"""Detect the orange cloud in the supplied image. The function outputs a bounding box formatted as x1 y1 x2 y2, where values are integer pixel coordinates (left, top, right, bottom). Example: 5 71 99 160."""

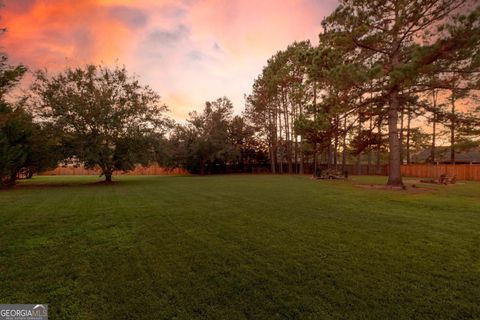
1 0 338 118
1 0 147 69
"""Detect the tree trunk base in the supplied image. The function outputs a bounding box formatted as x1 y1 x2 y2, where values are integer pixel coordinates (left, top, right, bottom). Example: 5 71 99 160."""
387 177 404 187
104 172 113 183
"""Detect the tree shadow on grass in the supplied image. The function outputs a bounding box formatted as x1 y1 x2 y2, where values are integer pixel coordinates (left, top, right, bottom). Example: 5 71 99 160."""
0 181 118 192
2 175 182 192
1 179 123 192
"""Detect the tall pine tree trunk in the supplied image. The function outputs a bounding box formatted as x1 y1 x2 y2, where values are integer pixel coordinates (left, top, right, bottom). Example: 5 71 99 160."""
387 29 403 186
356 111 362 175
450 89 457 164
406 108 411 164
342 115 347 172
387 90 403 186
328 143 333 169
299 104 304 175
431 118 436 164
431 89 437 164
334 115 339 169
269 110 277 174
367 115 373 174
278 104 283 174
399 106 404 164
450 90 456 164
292 102 298 174
282 90 292 174
270 142 276 174
313 81 318 176
294 134 298 174
376 116 382 175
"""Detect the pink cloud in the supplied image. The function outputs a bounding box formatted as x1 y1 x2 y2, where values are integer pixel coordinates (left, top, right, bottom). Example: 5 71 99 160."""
2 0 338 119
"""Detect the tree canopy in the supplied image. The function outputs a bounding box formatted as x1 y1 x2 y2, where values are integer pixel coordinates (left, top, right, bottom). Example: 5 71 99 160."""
31 65 170 182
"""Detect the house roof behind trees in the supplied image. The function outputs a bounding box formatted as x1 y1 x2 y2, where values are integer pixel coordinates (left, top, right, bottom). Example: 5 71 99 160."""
412 147 480 164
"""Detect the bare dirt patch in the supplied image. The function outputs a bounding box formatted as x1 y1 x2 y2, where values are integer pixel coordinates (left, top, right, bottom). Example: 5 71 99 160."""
90 180 118 186
355 182 435 194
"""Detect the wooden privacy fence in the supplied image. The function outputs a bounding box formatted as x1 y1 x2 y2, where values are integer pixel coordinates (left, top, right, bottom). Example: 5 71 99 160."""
40 165 186 176
400 164 480 181
39 163 480 180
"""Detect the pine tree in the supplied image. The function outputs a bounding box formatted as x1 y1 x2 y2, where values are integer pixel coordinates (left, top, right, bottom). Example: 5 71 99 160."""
322 0 480 185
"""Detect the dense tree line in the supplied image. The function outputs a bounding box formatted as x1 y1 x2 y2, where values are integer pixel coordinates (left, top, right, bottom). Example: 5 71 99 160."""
0 59 267 185
1 0 480 187
245 0 480 185
0 59 267 186
160 97 268 174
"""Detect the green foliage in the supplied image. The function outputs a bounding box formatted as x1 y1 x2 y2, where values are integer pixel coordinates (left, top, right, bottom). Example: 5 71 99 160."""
32 65 170 181
0 56 27 96
0 102 29 185
0 103 60 187
163 97 266 174
350 129 383 155
319 0 480 182
295 111 333 145
0 55 57 187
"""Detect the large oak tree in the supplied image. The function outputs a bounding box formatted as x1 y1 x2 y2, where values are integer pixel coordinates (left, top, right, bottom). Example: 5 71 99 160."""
32 65 170 182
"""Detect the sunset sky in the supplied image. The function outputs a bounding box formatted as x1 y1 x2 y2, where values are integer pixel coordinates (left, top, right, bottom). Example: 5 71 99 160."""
1 0 338 119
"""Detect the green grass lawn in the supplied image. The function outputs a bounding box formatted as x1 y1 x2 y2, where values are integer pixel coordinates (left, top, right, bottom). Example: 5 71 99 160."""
0 175 479 319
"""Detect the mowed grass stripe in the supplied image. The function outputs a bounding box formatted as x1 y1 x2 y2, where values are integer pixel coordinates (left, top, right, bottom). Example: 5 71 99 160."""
0 175 479 319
